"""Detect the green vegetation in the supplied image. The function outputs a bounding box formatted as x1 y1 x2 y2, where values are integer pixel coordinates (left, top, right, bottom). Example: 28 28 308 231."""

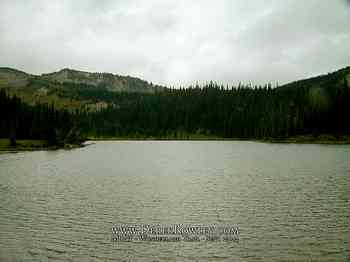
0 139 49 151
0 89 85 151
79 75 350 140
1 66 350 147
0 67 165 110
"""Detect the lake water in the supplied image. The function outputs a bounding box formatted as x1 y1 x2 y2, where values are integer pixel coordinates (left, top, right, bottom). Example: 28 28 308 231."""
0 141 350 261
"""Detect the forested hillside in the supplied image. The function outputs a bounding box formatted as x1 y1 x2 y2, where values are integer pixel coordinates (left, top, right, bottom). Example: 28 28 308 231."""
78 76 350 139
1 66 350 143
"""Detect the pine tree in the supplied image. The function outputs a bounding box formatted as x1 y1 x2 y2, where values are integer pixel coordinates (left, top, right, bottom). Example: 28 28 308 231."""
344 77 348 90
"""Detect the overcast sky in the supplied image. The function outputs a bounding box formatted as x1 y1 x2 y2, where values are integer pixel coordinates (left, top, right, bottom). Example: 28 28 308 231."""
1 0 350 86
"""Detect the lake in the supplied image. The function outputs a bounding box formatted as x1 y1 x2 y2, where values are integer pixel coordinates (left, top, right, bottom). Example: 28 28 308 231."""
0 141 349 261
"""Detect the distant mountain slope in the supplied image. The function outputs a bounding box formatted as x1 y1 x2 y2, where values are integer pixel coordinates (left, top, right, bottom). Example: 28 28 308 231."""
0 67 164 110
279 66 350 91
41 68 163 93
1 65 349 111
0 67 29 88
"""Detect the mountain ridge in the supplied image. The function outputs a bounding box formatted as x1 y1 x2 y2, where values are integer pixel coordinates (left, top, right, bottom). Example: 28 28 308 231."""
1 65 349 110
1 65 350 89
280 66 350 91
0 66 164 92
0 66 165 109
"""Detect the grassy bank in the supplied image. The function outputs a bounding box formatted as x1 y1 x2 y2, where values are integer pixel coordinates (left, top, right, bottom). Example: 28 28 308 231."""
0 139 85 151
0 139 51 151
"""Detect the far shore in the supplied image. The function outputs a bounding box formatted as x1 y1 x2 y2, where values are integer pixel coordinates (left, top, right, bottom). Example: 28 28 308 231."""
87 134 350 145
1 134 350 152
0 139 85 152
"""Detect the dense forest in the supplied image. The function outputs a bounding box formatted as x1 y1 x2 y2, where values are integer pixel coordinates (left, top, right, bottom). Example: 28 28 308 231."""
78 78 350 139
0 89 83 146
1 66 350 144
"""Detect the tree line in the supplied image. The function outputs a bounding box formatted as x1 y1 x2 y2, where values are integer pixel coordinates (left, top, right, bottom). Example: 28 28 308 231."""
1 76 350 142
0 89 83 146
77 78 350 139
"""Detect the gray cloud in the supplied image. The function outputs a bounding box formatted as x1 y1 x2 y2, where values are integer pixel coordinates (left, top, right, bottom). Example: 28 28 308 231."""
0 0 349 86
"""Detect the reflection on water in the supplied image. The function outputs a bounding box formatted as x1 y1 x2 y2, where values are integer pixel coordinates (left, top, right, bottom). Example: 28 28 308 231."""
0 141 350 261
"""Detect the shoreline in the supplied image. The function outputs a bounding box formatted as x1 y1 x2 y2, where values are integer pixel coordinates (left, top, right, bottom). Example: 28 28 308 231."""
86 135 350 145
0 139 86 152
1 135 350 152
